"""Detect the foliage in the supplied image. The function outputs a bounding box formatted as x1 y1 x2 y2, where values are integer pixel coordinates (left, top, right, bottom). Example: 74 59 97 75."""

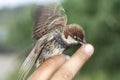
63 0 120 73
7 6 35 48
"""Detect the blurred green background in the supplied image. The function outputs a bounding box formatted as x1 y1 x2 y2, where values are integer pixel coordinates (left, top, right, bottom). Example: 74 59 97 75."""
0 0 120 80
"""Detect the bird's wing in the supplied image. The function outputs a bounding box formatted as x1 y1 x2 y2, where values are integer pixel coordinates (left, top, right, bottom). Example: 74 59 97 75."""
33 3 67 40
17 36 48 80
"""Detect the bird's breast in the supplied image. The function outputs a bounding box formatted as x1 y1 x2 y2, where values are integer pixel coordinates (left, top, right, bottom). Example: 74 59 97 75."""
37 38 66 63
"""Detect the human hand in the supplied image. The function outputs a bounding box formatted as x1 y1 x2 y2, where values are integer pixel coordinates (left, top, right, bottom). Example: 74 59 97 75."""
28 44 94 80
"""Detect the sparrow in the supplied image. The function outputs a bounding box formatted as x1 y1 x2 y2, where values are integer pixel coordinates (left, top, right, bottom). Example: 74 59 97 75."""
18 3 86 80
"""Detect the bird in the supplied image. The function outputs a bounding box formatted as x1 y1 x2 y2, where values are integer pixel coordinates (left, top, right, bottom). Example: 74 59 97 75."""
18 3 86 80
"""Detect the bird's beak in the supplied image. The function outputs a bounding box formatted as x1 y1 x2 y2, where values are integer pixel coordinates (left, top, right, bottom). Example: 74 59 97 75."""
79 38 86 45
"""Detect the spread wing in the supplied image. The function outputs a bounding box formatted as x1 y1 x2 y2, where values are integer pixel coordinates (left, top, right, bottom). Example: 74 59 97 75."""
17 36 48 80
33 3 67 40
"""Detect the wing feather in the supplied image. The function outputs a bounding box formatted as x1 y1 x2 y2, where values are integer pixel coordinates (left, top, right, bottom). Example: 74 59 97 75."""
17 36 48 80
33 3 67 40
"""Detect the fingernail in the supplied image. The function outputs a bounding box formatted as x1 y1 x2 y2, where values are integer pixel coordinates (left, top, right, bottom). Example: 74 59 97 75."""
83 44 94 55
62 54 70 60
65 55 70 60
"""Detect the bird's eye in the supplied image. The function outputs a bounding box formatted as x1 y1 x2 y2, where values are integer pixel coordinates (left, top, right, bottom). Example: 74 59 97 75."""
74 36 77 39
74 36 82 42
73 36 78 40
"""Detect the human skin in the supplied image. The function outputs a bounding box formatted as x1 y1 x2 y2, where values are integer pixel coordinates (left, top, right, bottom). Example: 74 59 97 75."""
28 44 94 80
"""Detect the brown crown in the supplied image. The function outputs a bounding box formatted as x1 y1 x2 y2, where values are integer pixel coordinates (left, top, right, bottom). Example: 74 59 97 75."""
64 24 85 40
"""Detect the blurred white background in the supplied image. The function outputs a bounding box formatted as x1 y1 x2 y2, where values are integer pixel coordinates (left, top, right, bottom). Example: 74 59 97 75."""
0 0 60 9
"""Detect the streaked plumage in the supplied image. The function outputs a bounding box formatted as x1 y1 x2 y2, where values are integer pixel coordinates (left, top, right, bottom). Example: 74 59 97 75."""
33 3 67 39
18 3 85 80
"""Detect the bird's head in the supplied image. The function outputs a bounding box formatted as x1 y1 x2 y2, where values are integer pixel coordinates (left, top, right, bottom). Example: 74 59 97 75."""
62 24 86 46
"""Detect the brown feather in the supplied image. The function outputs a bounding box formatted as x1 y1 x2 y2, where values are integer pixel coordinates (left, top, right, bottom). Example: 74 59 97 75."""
64 24 84 40
33 4 67 40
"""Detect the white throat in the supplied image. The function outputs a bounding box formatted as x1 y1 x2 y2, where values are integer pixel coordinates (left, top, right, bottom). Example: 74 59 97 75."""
61 34 78 45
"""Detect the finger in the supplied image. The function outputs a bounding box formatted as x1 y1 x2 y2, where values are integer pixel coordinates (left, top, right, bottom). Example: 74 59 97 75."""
28 54 67 80
51 44 94 80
